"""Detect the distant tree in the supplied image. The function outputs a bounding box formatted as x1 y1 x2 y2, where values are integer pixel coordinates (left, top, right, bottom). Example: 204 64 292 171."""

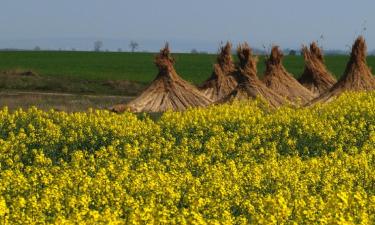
289 49 297 56
118 48 122 52
34 46 41 51
71 48 76 51
190 48 199 54
129 41 139 52
94 41 103 52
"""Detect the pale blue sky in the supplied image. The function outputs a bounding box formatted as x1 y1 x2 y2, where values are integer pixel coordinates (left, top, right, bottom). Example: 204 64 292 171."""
1 0 374 52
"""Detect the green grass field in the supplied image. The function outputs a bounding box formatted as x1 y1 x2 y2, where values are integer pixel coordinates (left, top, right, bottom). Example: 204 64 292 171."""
1 51 375 84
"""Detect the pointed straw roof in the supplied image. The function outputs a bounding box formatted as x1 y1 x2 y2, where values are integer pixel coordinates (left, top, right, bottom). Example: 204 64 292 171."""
199 42 238 101
262 46 314 104
111 43 212 113
310 42 324 62
219 43 286 107
311 36 375 104
298 42 337 95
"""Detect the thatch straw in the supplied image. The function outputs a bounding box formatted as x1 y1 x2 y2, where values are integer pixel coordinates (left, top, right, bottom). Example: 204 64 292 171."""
298 42 336 95
199 42 238 101
219 43 286 107
310 36 375 104
111 43 212 113
263 46 314 104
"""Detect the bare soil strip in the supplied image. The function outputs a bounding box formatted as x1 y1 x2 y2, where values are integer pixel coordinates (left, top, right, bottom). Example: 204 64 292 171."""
0 90 134 112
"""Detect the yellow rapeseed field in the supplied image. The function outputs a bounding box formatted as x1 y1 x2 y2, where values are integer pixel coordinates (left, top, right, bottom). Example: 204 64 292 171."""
0 92 374 224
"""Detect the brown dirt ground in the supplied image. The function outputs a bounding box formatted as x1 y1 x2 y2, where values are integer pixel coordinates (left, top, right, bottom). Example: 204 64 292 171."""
0 91 133 112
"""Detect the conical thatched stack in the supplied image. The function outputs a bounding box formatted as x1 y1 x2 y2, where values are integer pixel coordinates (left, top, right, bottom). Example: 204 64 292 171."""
311 36 375 103
298 42 337 95
262 46 314 104
219 43 286 107
199 42 238 101
111 44 212 113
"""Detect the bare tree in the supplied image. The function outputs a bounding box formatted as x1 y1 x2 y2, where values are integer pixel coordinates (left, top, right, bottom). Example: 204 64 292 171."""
129 41 139 52
190 48 198 54
34 46 41 51
94 41 103 52
288 49 297 56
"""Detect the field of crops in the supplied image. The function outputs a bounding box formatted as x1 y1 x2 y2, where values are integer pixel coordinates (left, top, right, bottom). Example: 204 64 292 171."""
1 51 375 84
0 92 374 224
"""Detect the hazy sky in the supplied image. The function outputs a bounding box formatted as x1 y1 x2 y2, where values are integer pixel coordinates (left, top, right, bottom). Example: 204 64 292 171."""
1 0 375 52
